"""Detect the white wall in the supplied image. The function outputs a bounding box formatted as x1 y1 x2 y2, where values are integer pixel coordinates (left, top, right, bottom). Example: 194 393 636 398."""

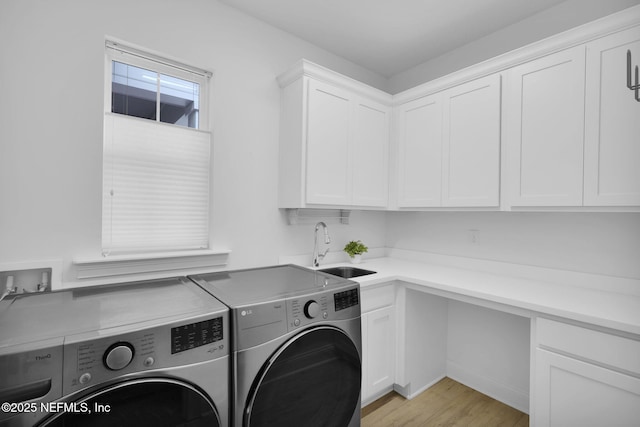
388 0 640 93
0 0 387 286
1 0 638 288
386 212 640 279
447 301 530 412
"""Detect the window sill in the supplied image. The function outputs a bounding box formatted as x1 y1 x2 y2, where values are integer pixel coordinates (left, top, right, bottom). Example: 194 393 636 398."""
73 249 231 280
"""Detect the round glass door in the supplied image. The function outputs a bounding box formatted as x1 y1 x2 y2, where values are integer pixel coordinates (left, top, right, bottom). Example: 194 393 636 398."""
245 326 361 427
40 378 220 427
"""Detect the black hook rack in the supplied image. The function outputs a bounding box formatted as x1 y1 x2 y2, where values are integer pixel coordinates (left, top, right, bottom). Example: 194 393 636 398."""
627 50 640 102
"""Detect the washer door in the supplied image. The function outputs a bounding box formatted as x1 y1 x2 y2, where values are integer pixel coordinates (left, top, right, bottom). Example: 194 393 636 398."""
245 326 361 427
40 378 220 427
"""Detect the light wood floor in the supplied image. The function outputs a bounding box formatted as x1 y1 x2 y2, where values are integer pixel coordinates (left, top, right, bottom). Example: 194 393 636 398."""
361 377 529 427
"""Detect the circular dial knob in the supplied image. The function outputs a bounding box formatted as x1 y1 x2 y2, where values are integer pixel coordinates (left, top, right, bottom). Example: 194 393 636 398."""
104 342 134 371
304 300 320 319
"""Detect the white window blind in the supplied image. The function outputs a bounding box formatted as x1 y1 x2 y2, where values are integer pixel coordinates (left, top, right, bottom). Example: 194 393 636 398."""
102 113 211 254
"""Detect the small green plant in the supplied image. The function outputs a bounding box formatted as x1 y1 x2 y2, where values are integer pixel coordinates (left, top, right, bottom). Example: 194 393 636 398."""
343 240 368 258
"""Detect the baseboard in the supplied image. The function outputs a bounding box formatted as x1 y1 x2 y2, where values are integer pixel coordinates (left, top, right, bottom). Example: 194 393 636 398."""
446 361 529 414
393 374 447 400
362 385 395 407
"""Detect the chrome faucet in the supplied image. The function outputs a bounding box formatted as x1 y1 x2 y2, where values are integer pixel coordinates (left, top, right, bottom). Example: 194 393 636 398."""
312 222 331 267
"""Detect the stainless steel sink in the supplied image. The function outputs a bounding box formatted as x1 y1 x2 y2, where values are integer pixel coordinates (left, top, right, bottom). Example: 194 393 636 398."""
318 266 376 279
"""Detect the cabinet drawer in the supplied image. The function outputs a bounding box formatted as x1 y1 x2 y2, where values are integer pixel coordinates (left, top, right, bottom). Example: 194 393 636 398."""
361 285 395 313
537 317 640 374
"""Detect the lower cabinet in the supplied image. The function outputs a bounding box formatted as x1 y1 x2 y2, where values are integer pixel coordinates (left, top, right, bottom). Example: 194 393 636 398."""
361 284 396 405
533 317 640 426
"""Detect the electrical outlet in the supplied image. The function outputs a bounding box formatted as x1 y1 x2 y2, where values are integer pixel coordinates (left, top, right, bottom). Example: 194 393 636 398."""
468 229 480 244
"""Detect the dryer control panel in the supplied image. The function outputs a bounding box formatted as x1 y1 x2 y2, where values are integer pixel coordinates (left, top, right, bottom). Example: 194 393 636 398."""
287 285 360 331
334 288 360 312
232 283 360 350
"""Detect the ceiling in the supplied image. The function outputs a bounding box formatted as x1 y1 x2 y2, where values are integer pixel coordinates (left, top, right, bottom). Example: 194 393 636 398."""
219 0 569 77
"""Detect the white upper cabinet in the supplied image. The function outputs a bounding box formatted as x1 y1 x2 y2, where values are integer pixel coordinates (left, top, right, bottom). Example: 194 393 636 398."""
278 60 391 209
306 79 353 205
504 46 586 207
279 7 640 212
396 93 443 207
584 26 640 206
442 74 501 207
395 73 501 208
352 98 391 207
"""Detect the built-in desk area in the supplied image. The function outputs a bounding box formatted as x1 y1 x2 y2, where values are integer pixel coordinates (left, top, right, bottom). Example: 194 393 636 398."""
313 251 640 426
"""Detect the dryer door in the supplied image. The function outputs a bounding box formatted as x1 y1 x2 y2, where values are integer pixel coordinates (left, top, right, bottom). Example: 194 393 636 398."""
245 326 361 427
39 378 221 427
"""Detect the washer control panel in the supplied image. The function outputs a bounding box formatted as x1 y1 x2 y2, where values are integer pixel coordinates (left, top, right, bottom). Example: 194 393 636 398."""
171 317 224 354
304 300 321 319
73 332 155 376
62 312 228 396
104 342 135 370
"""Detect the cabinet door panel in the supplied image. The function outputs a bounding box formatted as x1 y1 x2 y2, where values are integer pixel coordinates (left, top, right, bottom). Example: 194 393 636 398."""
306 80 352 205
584 27 640 206
535 349 640 427
365 306 395 399
353 99 390 207
506 47 586 206
443 74 501 207
397 94 443 207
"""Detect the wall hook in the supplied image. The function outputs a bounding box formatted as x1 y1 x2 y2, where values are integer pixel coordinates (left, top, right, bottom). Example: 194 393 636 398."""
627 50 640 102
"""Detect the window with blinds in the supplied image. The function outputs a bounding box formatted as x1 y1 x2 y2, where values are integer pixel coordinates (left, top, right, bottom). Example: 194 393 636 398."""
102 41 212 255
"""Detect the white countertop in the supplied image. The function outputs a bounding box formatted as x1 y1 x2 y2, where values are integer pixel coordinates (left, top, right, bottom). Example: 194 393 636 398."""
313 255 640 336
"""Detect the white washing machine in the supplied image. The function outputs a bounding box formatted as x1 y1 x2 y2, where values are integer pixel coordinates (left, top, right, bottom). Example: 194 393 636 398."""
0 277 229 427
189 265 362 427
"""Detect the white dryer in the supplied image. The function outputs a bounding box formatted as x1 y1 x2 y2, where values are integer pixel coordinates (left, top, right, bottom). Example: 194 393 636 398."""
0 277 229 427
189 265 362 427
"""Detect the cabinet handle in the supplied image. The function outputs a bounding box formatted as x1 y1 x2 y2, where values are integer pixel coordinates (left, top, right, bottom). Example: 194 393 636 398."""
626 50 640 102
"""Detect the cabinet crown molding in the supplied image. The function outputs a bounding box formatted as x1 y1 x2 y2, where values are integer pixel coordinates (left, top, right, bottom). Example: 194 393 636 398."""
393 4 640 105
278 5 639 107
277 59 393 106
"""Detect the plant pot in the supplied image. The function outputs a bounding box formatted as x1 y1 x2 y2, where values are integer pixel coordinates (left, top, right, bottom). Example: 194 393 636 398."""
350 254 362 264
